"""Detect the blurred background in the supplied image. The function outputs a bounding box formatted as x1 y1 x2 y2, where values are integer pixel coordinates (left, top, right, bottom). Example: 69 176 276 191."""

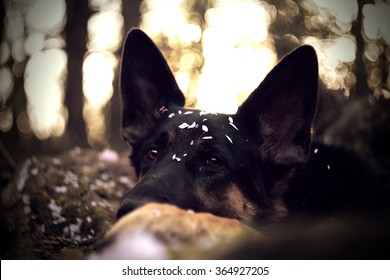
0 0 389 163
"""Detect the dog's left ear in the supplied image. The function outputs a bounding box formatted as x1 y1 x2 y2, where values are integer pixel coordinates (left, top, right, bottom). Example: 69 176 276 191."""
120 29 185 146
237 45 318 166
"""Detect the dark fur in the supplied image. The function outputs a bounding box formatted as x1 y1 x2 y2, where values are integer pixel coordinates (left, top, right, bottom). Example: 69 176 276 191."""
117 29 389 229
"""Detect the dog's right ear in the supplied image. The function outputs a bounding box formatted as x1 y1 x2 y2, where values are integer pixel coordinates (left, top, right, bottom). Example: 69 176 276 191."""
120 29 185 146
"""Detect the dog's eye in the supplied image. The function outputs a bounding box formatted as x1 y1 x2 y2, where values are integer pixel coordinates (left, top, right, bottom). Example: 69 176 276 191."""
145 148 158 161
206 157 222 168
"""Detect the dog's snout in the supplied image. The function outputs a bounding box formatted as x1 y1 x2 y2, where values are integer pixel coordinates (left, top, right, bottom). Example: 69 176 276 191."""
116 171 186 219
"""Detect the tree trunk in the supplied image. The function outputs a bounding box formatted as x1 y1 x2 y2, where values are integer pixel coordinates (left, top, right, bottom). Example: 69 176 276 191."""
64 0 91 148
350 0 374 100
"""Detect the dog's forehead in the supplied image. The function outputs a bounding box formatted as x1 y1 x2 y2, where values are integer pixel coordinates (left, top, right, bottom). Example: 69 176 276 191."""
155 107 243 148
163 108 238 131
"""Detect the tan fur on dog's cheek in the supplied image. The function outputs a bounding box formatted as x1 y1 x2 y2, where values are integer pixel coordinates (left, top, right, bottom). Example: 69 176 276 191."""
194 185 258 224
194 187 219 213
226 185 257 224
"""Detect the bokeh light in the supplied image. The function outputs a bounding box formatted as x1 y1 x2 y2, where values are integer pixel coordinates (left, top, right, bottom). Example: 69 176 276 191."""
140 0 203 107
24 49 67 139
362 2 390 98
197 0 276 113
82 0 123 148
141 0 202 43
363 3 390 44
303 35 357 92
306 0 358 34
0 67 14 103
0 107 13 132
26 0 66 35
9 0 68 139
87 10 124 51
301 0 358 95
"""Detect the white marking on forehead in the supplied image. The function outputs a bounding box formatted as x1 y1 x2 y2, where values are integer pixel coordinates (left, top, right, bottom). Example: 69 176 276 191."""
229 123 239 130
225 134 233 144
179 122 197 130
228 116 239 130
168 113 175 118
202 125 208 132
199 111 218 116
327 165 330 170
188 122 196 129
172 154 181 162
202 136 213 140
178 122 190 129
314 148 318 154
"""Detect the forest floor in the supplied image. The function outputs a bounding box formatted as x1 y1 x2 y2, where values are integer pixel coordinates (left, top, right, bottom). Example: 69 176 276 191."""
1 147 136 259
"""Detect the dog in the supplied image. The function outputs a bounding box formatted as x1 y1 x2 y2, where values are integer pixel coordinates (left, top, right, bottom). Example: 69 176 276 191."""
116 29 389 228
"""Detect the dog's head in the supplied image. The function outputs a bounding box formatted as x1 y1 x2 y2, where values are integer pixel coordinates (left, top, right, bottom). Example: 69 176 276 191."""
117 29 318 224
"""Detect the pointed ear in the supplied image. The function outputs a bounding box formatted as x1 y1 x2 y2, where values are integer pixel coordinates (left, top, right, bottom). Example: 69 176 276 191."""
237 45 318 166
120 29 185 146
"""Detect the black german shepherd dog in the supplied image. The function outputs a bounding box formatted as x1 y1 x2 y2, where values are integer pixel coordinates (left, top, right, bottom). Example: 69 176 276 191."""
117 29 389 236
